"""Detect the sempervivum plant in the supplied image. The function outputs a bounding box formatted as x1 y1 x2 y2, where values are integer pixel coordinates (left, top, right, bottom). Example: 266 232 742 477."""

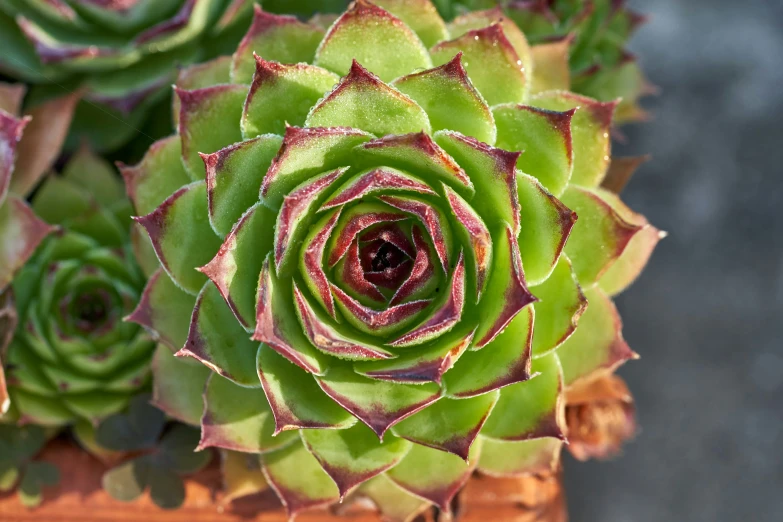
1 142 155 432
432 0 653 124
124 1 660 518
0 0 297 152
0 82 78 414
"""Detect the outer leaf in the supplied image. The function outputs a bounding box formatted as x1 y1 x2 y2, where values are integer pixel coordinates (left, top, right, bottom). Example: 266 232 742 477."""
372 0 449 48
493 104 574 197
199 203 276 330
431 23 526 106
597 189 662 295
12 91 79 198
242 57 339 138
392 392 498 460
120 135 192 216
203 135 283 237
231 6 325 84
151 344 209 426
529 39 571 94
387 440 481 512
530 256 587 356
358 474 432 522
476 437 562 477
256 344 356 432
393 53 495 145
306 61 431 137
301 422 411 498
0 109 27 205
261 439 340 518
314 0 432 82
221 450 269 503
134 181 218 292
0 197 55 289
199 373 297 453
172 56 232 126
176 85 246 180
561 186 641 286
556 287 638 386
481 352 565 441
531 91 616 188
443 307 533 398
316 364 442 438
177 283 261 387
126 269 197 350
517 172 577 285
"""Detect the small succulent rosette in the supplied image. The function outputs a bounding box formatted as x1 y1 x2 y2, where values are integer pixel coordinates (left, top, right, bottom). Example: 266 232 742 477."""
0 82 79 414
0 0 260 151
432 0 654 123
0 139 154 434
124 1 660 519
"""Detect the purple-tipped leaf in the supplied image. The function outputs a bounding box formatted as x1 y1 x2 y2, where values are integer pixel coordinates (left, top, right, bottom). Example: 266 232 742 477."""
126 268 197 350
314 0 431 82
305 61 431 137
231 6 324 84
393 53 495 145
177 283 261 387
444 307 533 398
316 364 441 439
301 422 411 499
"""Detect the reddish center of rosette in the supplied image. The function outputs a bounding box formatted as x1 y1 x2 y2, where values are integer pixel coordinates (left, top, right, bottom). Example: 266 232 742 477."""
358 224 414 292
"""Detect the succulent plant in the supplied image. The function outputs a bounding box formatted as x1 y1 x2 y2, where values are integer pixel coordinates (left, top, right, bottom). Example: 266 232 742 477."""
431 0 653 124
124 1 659 519
0 0 334 153
0 82 78 416
1 140 155 431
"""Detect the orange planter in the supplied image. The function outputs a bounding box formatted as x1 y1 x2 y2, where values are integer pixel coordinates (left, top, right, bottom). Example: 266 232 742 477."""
0 440 566 522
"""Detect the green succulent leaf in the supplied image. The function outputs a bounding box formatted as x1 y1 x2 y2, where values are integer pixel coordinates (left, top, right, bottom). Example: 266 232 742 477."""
393 53 495 145
178 282 261 388
231 7 325 84
476 436 562 477
302 422 411 498
314 0 432 83
493 104 574 197
261 438 340 517
556 286 637 386
530 255 587 356
200 373 297 454
243 58 339 138
306 61 431 138
387 438 481 511
151 344 210 426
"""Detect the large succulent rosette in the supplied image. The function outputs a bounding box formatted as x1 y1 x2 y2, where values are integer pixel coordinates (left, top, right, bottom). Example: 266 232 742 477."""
0 0 323 152
1 142 154 428
432 0 653 124
124 1 660 518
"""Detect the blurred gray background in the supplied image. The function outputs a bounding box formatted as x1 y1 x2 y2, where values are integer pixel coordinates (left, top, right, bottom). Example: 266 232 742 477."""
564 1 783 521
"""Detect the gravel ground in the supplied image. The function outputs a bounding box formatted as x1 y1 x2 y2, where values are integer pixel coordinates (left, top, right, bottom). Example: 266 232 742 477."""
565 1 783 521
